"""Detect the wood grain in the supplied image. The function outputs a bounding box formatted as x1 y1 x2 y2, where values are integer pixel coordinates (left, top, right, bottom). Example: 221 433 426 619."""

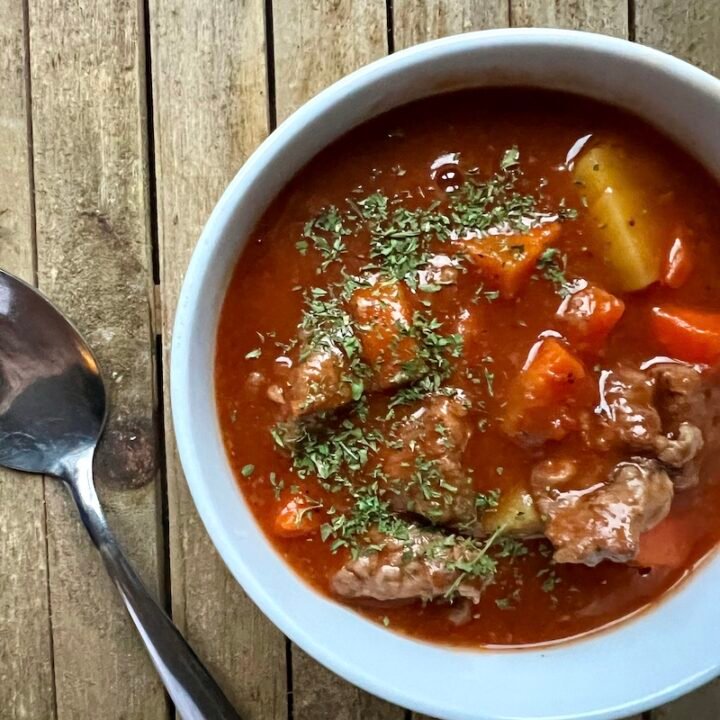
292 647 405 720
634 0 720 76
272 1 403 716
0 3 55 718
27 0 166 717
653 679 720 720
274 0 388 122
511 0 628 36
149 1 287 717
632 6 720 714
393 0 508 50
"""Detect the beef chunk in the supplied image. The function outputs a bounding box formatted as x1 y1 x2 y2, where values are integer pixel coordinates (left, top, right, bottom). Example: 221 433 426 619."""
531 457 673 566
650 362 720 488
381 395 476 526
286 348 354 417
331 528 482 602
650 362 707 425
589 366 660 451
586 362 710 488
654 421 703 465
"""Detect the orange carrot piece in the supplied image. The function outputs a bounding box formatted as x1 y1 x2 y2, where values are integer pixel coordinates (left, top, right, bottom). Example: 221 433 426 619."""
461 222 561 299
661 229 694 289
651 305 720 365
348 279 420 388
502 338 587 442
634 516 694 568
274 496 322 538
556 284 625 353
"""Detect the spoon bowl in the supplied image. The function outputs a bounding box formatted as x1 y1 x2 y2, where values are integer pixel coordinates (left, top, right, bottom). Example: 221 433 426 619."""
0 270 241 720
0 271 105 476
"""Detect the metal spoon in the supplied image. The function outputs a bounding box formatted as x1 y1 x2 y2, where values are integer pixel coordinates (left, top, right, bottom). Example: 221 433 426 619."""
0 269 241 720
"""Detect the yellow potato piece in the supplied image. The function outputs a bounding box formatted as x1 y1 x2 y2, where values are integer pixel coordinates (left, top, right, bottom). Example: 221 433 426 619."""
574 144 665 291
480 486 543 537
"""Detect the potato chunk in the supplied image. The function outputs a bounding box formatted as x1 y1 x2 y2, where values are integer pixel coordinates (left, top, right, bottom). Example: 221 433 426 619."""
478 486 543 537
574 144 666 291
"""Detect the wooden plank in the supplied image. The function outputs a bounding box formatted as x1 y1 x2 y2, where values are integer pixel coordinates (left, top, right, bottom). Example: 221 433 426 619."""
274 0 388 121
0 3 55 719
653 679 720 720
393 0 508 50
149 1 287 717
272 1 403 716
634 0 720 76
292 647 405 720
511 0 628 36
632 8 720 718
27 0 166 717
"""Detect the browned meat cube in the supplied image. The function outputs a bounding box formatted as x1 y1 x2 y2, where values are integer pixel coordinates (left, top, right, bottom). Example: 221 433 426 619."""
585 362 710 488
347 278 424 390
587 365 661 452
286 348 354 417
331 528 483 603
531 457 673 566
381 395 475 526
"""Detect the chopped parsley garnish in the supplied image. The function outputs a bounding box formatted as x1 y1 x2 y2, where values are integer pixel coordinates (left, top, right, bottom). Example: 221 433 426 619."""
537 247 572 296
241 464 255 477
269 472 284 500
262 146 571 605
475 489 501 511
539 568 562 593
301 206 353 270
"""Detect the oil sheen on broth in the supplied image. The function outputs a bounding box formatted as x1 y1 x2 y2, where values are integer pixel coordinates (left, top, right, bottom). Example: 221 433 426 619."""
215 89 720 647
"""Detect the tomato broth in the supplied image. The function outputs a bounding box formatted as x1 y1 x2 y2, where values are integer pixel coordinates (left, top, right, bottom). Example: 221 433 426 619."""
216 89 720 646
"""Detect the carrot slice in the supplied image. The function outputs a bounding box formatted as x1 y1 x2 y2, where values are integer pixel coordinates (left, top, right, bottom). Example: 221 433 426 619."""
661 229 694 289
274 496 323 538
634 516 694 568
651 306 720 365
556 284 625 354
502 338 588 443
461 222 561 299
348 279 421 388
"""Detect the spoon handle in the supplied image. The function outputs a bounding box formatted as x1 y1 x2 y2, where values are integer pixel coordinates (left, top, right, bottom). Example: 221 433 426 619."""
63 451 242 720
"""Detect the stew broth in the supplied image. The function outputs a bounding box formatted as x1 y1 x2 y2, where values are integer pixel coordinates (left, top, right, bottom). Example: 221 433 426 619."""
216 89 720 646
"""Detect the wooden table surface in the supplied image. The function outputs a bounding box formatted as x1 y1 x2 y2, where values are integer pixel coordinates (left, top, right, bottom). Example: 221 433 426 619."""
1 1 719 718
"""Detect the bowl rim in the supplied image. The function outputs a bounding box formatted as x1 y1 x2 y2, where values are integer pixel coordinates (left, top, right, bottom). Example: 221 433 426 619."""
171 27 720 720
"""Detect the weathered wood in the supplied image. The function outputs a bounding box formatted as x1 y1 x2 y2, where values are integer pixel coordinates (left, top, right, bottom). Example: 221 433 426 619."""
292 647 405 720
511 0 628 36
272 1 403 716
654 679 720 720
632 8 720 718
274 0 388 122
393 0 508 50
28 0 166 717
149 1 287 717
634 0 720 76
0 3 55 719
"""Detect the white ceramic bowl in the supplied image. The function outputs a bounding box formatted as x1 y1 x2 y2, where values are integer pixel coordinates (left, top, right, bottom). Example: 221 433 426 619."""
172 29 720 720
